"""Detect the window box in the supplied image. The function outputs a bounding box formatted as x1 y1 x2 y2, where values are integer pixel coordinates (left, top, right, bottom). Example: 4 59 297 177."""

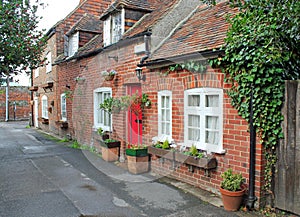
29 86 38 91
148 146 217 170
100 140 120 149
55 120 68 129
38 117 49 125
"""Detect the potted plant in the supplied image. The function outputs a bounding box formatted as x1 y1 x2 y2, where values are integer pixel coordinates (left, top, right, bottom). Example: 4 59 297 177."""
126 144 149 174
101 69 117 81
99 97 121 162
219 168 246 211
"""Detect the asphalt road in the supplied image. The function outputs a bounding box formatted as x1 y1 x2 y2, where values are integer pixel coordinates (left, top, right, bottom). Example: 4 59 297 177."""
0 121 237 217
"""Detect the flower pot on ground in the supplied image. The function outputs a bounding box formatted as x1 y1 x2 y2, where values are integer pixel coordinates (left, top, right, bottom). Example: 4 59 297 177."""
220 168 246 211
100 139 120 162
126 145 149 174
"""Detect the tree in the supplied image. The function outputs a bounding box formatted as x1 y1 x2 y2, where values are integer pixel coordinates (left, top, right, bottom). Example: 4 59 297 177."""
0 0 47 78
213 0 299 196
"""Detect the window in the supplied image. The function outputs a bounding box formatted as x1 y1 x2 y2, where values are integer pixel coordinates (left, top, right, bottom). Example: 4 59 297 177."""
158 91 172 140
68 32 79 57
46 52 52 73
94 87 112 131
103 9 125 47
41 95 48 119
34 67 39 78
61 93 67 121
184 88 224 153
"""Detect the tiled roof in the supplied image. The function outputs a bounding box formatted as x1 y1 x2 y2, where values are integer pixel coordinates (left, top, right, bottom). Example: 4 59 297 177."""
123 0 179 38
101 0 155 19
150 1 238 61
66 14 101 35
75 34 103 57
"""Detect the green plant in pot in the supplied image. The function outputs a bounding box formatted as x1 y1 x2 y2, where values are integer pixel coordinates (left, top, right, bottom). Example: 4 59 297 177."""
220 168 246 211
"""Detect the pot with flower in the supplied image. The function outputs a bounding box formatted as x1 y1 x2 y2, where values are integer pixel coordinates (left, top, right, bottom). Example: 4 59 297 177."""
219 168 246 211
99 97 122 162
102 69 117 81
126 144 149 174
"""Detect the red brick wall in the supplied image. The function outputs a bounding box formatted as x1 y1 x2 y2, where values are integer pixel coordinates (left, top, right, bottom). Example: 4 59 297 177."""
142 66 265 205
0 86 30 121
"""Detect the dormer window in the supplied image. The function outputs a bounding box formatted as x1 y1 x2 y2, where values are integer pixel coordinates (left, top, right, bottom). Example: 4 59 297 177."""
103 9 125 47
68 32 79 57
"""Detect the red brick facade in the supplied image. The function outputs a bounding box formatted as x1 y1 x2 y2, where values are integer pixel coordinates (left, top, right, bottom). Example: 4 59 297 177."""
32 0 267 208
0 86 30 121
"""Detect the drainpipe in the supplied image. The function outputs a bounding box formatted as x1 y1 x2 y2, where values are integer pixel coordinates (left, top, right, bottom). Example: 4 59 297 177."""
5 77 9 122
137 33 151 67
246 86 257 209
30 69 34 126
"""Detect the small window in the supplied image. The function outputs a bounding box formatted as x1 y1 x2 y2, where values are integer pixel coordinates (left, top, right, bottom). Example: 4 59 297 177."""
34 67 39 78
61 93 67 121
42 95 48 119
68 32 79 57
94 87 112 131
46 52 52 73
103 9 125 47
158 91 172 140
184 88 224 153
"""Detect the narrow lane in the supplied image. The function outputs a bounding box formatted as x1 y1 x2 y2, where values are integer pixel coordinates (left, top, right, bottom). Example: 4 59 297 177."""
0 122 237 217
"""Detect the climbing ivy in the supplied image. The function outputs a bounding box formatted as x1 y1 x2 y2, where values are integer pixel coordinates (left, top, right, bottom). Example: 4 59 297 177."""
210 0 300 194
168 60 208 74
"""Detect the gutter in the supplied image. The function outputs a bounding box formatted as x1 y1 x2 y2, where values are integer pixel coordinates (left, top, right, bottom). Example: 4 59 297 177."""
137 32 151 67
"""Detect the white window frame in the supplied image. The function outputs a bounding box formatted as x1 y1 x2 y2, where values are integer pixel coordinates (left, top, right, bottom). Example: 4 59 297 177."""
34 67 39 78
93 87 112 131
68 32 79 57
103 8 125 47
184 88 224 154
41 95 48 119
158 90 172 141
46 52 52 73
61 93 67 121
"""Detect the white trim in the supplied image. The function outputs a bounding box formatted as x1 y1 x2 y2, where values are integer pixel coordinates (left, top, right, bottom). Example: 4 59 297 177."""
41 95 48 119
184 88 224 154
60 93 67 121
93 87 112 131
158 90 172 141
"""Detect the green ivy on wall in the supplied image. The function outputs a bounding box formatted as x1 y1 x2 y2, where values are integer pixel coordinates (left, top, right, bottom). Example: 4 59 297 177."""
210 0 300 195
167 60 208 75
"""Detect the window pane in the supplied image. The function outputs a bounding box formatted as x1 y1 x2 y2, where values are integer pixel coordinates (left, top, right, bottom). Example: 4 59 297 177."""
166 110 170 121
206 95 219 107
165 96 170 108
188 95 200 107
188 115 200 127
206 131 219 145
162 109 165 121
206 116 219 129
166 123 170 135
188 115 200 141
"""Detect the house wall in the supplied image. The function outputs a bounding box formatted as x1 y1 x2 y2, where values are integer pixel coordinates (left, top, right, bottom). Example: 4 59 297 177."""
0 86 30 121
142 66 265 205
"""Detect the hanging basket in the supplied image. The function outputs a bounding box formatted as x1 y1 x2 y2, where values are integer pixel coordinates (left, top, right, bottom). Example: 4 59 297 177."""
104 75 115 81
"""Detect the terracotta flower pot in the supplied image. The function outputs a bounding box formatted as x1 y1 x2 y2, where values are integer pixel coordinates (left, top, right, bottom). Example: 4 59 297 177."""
220 186 246 211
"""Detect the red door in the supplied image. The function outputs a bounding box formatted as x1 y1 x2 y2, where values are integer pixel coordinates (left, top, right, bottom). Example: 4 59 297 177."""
127 85 142 145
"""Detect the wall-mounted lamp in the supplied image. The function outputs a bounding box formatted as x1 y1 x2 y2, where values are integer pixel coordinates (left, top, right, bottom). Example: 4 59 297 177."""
135 67 143 81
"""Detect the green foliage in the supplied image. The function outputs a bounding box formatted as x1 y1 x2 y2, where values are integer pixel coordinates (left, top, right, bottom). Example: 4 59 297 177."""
213 0 300 193
104 139 118 143
70 140 81 149
97 127 104 136
168 60 208 74
221 169 244 192
0 0 47 78
190 145 198 157
162 140 170 149
59 137 69 143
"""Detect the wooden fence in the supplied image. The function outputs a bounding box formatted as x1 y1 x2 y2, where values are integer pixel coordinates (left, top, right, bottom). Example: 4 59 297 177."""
274 80 300 215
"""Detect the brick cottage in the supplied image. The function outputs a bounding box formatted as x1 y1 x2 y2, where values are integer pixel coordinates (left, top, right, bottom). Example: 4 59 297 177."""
31 0 266 207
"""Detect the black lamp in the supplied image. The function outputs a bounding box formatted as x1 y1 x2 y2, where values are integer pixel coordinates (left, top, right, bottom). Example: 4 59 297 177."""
135 67 143 81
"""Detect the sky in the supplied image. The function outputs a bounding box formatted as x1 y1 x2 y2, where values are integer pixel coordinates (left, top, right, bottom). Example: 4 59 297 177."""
15 0 79 86
37 0 80 31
